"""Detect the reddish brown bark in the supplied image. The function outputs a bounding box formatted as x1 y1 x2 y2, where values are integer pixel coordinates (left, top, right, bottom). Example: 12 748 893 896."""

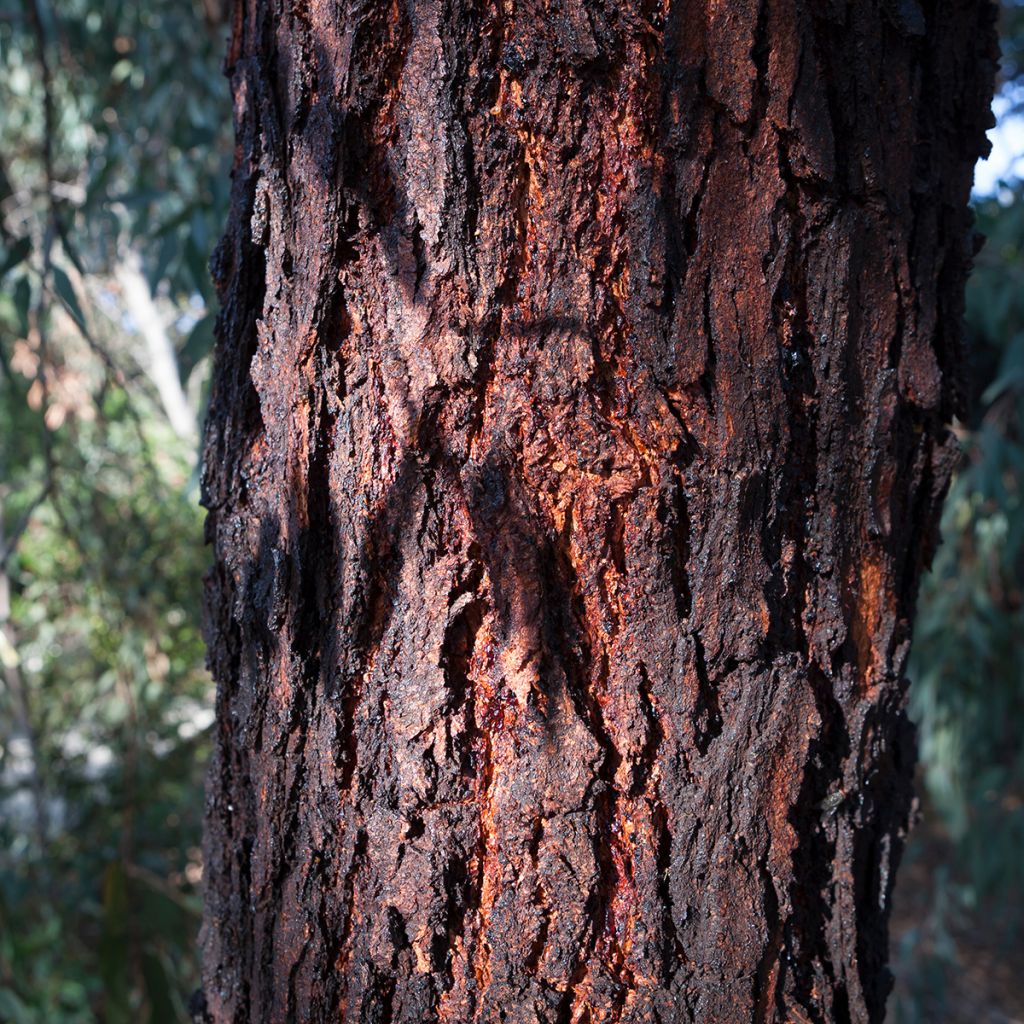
199 1 996 1021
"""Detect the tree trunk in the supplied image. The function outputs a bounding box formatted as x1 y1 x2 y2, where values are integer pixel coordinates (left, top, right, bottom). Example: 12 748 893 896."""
199 2 996 1021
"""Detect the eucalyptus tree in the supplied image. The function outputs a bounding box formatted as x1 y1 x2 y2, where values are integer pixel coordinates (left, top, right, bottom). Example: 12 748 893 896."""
200 2 996 1021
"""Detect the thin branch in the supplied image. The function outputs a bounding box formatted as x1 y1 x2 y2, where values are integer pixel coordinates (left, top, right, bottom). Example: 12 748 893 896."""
0 483 51 572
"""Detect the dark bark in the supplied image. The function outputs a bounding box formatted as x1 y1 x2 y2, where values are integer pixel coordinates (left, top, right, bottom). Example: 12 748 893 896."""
199 2 996 1021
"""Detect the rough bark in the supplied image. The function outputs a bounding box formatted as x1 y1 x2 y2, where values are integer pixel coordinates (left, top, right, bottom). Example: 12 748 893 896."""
199 2 996 1021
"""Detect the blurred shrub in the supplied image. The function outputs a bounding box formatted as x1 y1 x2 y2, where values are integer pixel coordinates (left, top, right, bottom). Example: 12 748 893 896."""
894 6 1024 1017
0 409 211 1022
913 189 1024 875
0 0 230 317
890 187 1024 1021
0 0 229 1018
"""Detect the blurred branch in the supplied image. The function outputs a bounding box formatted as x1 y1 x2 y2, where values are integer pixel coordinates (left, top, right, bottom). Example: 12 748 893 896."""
0 484 49 573
123 860 202 916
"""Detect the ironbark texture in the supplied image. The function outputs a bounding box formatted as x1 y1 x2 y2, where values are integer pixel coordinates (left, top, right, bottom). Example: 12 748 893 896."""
199 1 996 1021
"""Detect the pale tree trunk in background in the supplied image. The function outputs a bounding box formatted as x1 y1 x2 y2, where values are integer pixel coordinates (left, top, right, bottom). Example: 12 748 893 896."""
115 251 198 442
199 1 996 1021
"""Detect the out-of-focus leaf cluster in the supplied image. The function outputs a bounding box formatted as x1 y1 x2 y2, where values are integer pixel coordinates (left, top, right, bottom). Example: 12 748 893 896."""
0 415 211 1022
891 186 1024 1020
913 189 1024 862
0 0 230 315
0 0 229 1018
998 0 1024 104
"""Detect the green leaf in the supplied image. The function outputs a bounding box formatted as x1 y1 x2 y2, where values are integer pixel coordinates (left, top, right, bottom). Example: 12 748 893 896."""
149 232 179 293
52 267 87 330
0 988 33 1024
184 239 212 302
13 277 31 336
100 861 132 1024
178 312 215 383
0 237 32 278
85 156 116 211
141 950 177 1024
60 230 87 277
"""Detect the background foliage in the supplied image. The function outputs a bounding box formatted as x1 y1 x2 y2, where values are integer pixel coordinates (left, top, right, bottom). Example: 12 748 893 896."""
890 152 1024 1024
0 0 228 1018
0 0 1021 1021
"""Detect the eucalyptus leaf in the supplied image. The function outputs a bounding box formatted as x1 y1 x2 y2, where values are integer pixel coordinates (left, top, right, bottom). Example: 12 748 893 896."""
51 266 86 330
0 236 32 278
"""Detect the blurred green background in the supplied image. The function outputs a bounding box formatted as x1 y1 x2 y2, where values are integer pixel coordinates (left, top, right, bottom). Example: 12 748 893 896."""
0 0 1021 1020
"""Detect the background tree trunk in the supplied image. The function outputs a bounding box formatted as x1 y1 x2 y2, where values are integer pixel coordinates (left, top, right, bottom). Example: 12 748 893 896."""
199 1 995 1021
